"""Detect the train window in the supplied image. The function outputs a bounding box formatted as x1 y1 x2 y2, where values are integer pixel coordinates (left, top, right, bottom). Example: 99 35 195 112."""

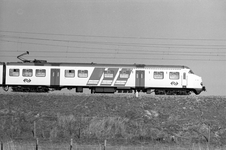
65 70 75 78
169 72 180 80
78 70 88 78
9 69 20 77
22 69 33 77
119 70 129 78
104 70 114 78
153 71 164 79
36 69 46 77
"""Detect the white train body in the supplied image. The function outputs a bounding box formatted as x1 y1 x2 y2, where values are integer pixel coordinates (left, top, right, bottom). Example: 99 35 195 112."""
0 62 3 86
1 62 206 95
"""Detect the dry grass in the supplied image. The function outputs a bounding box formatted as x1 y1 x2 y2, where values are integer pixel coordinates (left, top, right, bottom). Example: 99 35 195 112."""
86 116 129 139
0 94 226 147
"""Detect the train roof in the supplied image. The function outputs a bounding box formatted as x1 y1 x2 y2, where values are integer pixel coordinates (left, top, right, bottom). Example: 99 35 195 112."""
6 62 190 69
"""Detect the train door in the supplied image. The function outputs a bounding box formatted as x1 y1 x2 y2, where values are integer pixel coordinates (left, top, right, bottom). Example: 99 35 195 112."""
50 69 60 87
135 70 145 89
182 72 187 88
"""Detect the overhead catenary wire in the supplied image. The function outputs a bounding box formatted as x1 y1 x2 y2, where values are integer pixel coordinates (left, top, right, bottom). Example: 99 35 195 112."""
0 47 225 62
1 39 226 52
1 34 226 48
1 30 226 42
0 49 225 57
0 30 225 62
1 54 225 62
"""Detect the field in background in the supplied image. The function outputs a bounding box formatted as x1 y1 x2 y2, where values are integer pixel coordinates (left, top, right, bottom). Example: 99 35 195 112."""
0 93 226 149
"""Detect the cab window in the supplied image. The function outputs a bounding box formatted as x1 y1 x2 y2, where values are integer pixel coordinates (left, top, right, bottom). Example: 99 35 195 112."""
9 69 20 77
169 72 179 80
23 69 33 77
189 70 194 74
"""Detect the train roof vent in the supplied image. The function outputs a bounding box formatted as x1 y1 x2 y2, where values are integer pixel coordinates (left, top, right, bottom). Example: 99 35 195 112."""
135 63 145 68
32 59 47 63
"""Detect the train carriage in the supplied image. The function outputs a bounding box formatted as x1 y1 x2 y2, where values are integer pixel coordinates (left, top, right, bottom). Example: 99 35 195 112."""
3 60 205 95
0 52 206 94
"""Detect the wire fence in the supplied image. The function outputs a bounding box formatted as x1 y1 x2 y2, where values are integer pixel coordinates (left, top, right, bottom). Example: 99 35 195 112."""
1 139 225 150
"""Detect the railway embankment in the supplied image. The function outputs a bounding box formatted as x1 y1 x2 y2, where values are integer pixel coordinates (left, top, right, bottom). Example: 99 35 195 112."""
0 93 226 146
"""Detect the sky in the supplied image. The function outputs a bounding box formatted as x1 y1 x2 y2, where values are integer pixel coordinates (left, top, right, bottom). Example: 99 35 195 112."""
0 0 226 96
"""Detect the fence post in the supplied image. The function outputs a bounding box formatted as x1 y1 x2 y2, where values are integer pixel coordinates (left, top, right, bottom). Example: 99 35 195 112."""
70 138 73 150
1 142 3 150
33 121 37 138
104 140 107 150
35 138 38 150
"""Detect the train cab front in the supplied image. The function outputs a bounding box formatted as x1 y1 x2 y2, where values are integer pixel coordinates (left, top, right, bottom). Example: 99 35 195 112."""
193 79 206 95
188 69 206 95
201 82 206 92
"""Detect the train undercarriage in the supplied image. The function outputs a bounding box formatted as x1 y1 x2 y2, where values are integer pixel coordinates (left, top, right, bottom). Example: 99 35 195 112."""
6 85 195 95
154 89 191 95
10 86 49 92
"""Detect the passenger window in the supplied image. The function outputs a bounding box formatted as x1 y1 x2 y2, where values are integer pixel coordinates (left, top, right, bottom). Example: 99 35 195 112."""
78 70 88 78
22 69 33 77
9 69 20 77
65 70 75 78
153 71 164 79
104 70 114 78
169 72 180 80
119 70 130 78
36 69 46 77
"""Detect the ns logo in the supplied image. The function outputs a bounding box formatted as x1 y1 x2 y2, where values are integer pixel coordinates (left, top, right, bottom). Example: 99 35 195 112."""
171 81 178 86
23 79 31 83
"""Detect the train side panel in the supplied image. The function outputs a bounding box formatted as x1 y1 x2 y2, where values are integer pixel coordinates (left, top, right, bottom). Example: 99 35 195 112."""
144 69 184 89
60 67 136 88
60 67 94 86
5 65 51 86
123 68 135 88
